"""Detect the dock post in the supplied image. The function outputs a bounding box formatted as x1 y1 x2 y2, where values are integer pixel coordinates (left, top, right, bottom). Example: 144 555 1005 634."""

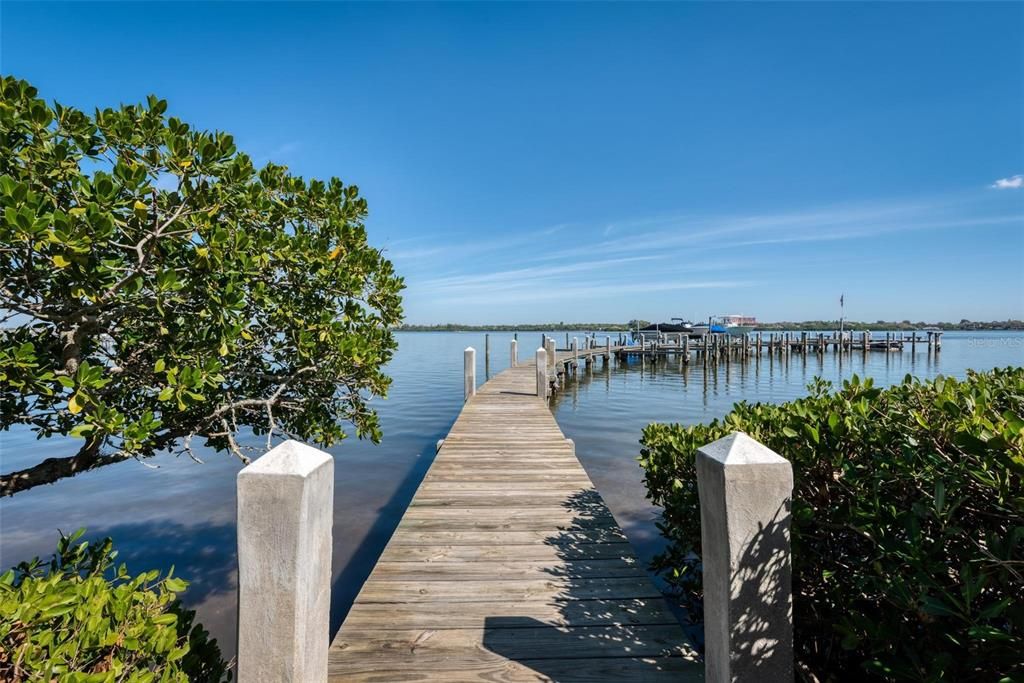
697 432 794 683
485 333 490 363
510 339 518 367
535 348 547 398
935 332 942 351
546 337 556 368
464 347 476 401
237 440 333 683
566 332 570 349
863 330 870 352
605 336 611 363
573 337 579 362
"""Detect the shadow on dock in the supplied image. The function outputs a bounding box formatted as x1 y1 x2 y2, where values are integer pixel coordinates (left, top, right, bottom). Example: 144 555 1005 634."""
481 489 701 681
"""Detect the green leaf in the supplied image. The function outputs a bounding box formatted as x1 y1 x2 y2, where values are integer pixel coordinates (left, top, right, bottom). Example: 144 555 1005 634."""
803 424 820 444
920 595 959 617
163 576 188 593
152 613 179 625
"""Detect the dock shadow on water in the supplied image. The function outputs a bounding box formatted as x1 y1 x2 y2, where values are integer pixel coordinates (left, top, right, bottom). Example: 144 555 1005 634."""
481 489 702 682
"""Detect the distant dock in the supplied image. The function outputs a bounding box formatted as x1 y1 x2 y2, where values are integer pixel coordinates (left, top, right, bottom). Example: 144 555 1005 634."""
529 330 942 394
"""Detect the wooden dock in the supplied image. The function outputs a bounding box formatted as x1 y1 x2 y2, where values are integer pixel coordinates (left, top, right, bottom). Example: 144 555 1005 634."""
328 353 700 681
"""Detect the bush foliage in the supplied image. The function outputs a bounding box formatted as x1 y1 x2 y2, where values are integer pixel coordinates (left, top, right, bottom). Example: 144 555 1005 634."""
639 368 1024 681
0 530 229 682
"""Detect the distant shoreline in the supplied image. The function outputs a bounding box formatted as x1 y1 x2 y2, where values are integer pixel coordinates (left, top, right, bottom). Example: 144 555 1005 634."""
396 320 1024 332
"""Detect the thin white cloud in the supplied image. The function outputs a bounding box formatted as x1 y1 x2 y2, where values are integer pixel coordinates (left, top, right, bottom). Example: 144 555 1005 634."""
420 279 754 307
417 255 667 293
396 188 1022 320
537 195 1021 264
992 175 1023 190
388 222 573 264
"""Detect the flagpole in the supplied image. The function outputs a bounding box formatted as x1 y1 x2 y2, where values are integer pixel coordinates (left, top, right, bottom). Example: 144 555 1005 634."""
839 294 845 342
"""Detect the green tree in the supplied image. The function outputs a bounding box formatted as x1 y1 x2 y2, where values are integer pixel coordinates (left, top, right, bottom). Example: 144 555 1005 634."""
0 76 404 495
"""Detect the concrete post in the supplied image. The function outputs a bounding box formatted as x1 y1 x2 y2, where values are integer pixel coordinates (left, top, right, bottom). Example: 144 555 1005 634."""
606 336 611 359
464 347 476 402
237 440 333 683
572 337 578 361
535 347 547 398
546 338 555 369
510 339 518 367
696 433 794 683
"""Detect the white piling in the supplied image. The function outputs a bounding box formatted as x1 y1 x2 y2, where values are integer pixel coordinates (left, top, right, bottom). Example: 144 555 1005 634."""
464 347 476 402
236 440 334 683
536 347 548 398
696 433 794 682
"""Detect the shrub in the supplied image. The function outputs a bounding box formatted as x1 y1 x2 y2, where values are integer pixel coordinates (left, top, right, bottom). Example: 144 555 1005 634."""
0 530 230 682
639 368 1024 681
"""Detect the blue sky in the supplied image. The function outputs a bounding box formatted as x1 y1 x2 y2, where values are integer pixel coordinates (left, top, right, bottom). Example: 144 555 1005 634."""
3 2 1022 324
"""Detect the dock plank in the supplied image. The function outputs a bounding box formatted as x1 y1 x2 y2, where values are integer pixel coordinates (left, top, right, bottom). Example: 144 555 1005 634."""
328 356 700 681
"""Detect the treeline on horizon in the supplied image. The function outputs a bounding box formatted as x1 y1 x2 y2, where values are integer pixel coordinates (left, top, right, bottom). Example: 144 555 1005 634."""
396 319 1024 332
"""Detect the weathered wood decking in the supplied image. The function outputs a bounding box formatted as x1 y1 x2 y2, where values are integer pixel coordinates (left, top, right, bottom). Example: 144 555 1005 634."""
328 354 700 682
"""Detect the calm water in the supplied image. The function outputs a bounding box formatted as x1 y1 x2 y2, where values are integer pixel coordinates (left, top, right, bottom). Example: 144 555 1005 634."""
1 330 1021 655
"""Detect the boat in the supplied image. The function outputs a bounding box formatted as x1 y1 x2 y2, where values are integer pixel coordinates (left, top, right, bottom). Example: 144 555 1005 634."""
632 319 705 343
711 314 758 337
